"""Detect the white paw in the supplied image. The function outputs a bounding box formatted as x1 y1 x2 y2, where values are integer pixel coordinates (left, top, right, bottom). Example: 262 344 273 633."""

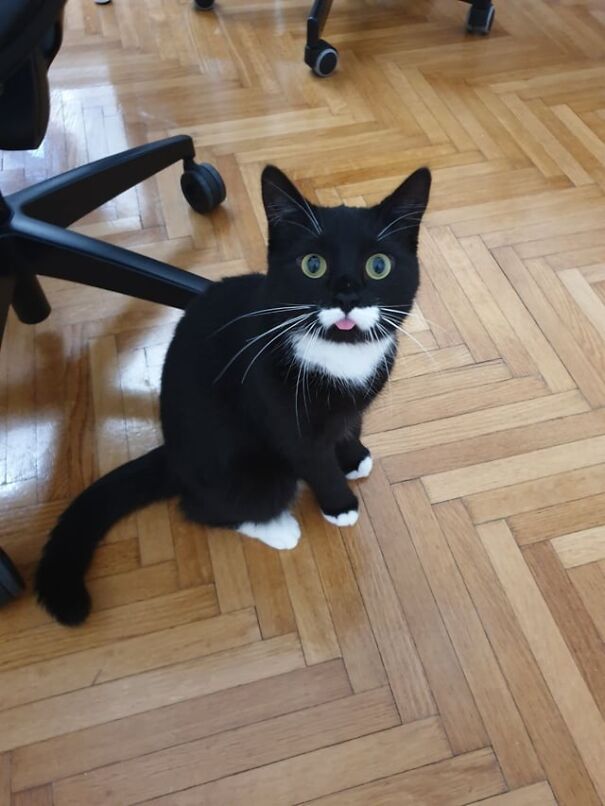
237 511 301 550
322 509 359 527
346 454 373 480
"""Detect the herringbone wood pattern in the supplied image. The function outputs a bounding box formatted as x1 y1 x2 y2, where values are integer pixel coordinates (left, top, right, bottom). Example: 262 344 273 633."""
2 0 605 803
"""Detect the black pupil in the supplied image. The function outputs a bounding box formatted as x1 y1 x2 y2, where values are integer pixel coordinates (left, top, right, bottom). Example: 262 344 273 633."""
373 256 386 274
308 256 321 273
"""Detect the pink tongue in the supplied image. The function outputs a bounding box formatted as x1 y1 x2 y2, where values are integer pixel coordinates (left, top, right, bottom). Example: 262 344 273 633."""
335 318 356 331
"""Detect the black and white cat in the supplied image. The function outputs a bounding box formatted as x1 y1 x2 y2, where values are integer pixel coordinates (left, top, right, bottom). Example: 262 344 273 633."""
35 165 431 625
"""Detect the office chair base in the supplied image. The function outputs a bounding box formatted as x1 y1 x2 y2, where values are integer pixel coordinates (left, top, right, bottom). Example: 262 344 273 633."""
194 0 215 10
0 135 222 337
181 161 227 214
466 3 495 34
305 39 339 77
0 548 25 607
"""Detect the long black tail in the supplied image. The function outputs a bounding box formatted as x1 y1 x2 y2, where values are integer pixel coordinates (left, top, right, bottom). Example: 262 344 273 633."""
36 445 174 626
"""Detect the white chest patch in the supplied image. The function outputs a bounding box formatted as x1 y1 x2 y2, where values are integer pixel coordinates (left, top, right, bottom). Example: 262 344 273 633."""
291 333 394 385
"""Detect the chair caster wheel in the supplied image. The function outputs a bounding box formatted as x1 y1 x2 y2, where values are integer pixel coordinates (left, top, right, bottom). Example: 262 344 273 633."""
305 39 339 77
194 0 215 9
180 162 226 214
466 4 495 34
0 548 25 607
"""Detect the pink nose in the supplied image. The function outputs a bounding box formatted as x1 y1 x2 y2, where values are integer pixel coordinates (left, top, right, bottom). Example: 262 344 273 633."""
335 318 356 331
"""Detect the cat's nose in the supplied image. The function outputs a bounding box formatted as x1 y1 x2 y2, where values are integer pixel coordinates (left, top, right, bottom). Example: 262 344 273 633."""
334 291 359 313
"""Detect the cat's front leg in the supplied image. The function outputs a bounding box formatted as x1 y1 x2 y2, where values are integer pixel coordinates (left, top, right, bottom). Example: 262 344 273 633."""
336 437 373 481
295 449 359 527
335 415 372 480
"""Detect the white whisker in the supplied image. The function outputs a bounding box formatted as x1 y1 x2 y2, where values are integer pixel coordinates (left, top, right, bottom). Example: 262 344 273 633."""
379 307 447 333
377 221 423 241
214 313 311 383
241 313 314 384
381 315 438 367
295 320 320 436
210 305 313 337
377 207 425 239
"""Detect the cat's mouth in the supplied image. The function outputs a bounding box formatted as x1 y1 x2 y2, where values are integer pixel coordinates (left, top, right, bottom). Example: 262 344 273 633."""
317 306 380 337
334 317 356 331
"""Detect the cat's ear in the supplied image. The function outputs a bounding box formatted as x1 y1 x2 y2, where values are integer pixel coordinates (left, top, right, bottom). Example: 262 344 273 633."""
376 167 432 252
261 165 318 233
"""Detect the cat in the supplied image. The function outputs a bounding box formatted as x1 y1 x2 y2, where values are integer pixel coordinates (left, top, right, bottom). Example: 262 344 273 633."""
35 164 431 626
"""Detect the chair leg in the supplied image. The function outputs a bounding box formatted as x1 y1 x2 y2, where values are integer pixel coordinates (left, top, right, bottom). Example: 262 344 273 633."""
0 547 25 607
8 135 196 228
12 273 52 325
305 0 338 77
14 216 210 309
307 0 334 47
463 0 495 33
0 273 15 349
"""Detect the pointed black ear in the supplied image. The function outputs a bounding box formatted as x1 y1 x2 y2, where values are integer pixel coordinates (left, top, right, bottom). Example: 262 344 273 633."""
377 167 432 250
261 165 318 231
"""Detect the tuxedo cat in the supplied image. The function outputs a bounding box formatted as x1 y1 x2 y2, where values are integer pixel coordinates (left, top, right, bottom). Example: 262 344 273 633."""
35 165 431 625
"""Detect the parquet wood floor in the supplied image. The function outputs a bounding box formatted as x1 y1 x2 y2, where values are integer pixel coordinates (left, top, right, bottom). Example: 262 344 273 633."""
1 0 605 803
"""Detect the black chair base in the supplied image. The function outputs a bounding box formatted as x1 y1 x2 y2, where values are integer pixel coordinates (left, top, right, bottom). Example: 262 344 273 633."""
0 134 225 605
0 548 25 606
0 134 225 350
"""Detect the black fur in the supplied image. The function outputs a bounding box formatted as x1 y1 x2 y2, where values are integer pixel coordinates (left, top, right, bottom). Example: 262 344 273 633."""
36 165 431 625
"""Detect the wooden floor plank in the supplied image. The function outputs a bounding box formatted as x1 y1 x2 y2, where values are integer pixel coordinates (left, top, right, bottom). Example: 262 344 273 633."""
522 542 605 714
1 635 303 753
141 720 450 806
301 748 506 806
242 537 297 639
382 408 605 483
303 500 387 692
466 463 605 525
207 529 254 612
0 754 9 806
0 586 219 673
551 526 605 568
0 608 260 711
468 781 557 806
12 660 351 792
569 561 605 642
395 481 543 787
437 501 601 806
360 464 488 753
53 688 399 806
279 530 341 665
366 390 589 458
341 505 436 723
424 435 605 503
478 521 605 803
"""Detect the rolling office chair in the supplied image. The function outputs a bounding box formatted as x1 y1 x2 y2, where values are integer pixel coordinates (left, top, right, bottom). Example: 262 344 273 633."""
305 0 495 76
0 0 224 606
93 0 495 76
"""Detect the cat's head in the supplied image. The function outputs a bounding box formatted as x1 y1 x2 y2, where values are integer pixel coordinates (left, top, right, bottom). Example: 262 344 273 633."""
261 165 431 345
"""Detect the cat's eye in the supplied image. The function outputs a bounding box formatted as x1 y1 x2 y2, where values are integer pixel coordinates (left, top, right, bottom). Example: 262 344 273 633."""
365 254 392 280
300 254 327 279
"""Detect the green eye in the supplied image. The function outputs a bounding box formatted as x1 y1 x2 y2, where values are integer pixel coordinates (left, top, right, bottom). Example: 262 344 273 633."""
366 253 392 280
301 254 327 279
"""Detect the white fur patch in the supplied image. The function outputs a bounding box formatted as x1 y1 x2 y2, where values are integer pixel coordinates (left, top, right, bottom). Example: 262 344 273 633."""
322 509 359 527
317 306 379 332
291 333 393 385
346 454 373 480
237 511 300 550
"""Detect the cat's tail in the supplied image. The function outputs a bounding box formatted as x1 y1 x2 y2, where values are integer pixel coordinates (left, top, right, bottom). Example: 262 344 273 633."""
35 445 175 626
